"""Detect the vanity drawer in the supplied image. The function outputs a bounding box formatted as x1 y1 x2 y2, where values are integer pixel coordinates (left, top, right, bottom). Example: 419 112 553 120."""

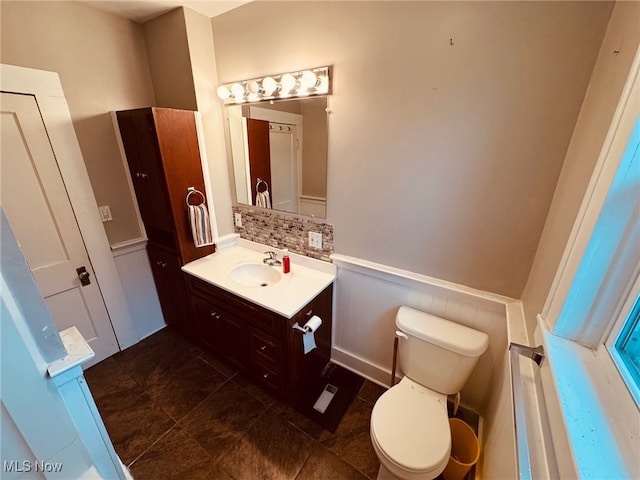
249 328 282 367
187 277 280 335
247 309 280 336
252 360 282 394
187 276 244 305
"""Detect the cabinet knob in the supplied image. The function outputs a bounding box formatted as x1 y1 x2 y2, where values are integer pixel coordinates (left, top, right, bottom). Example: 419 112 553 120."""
260 345 267 351
210 312 221 319
136 172 148 178
263 373 269 379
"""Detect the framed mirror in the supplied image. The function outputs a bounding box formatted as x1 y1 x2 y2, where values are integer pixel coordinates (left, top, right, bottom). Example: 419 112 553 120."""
228 97 328 218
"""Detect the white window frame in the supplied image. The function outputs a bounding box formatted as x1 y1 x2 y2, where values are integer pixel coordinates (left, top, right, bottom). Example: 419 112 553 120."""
607 276 640 405
535 47 640 478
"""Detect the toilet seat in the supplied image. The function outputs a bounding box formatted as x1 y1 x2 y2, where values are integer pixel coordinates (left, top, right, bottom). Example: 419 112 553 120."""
370 379 451 478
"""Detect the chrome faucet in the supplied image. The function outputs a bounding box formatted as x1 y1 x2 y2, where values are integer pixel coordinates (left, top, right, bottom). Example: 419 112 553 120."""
263 251 282 266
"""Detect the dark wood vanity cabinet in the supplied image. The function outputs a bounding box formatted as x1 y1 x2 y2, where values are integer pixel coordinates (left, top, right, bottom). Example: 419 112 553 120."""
116 107 215 337
191 293 250 372
186 275 333 403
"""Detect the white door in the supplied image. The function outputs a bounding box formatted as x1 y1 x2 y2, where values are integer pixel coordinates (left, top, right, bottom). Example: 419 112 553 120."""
1 92 119 363
269 123 298 213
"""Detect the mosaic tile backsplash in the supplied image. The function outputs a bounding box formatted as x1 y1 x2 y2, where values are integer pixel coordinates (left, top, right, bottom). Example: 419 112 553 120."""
232 206 334 262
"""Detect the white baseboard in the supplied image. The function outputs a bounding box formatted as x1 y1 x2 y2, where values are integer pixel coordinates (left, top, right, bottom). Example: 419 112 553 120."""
331 346 394 389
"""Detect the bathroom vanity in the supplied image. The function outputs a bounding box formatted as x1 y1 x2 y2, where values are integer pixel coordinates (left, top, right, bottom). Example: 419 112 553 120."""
182 239 336 404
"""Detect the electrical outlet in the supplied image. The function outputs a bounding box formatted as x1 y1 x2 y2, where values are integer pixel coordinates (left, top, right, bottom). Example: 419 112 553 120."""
308 231 323 249
234 212 242 227
99 205 112 222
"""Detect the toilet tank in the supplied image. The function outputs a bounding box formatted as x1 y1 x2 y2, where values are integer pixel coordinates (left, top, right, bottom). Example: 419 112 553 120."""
396 306 489 395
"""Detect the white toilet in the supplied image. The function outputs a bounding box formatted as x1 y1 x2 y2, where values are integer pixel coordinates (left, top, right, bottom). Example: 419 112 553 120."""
370 306 489 480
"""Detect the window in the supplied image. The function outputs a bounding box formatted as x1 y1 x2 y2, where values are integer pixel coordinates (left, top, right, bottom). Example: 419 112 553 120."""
610 293 640 405
540 65 639 477
552 114 639 348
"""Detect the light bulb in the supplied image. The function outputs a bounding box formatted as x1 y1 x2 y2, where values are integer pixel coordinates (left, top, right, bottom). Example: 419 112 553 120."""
300 70 318 90
247 80 260 94
262 76 277 95
216 85 231 100
317 75 329 93
280 73 296 93
231 82 245 99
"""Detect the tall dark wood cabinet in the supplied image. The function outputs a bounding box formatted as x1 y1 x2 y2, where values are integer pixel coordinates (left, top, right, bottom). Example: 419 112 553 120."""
116 107 215 338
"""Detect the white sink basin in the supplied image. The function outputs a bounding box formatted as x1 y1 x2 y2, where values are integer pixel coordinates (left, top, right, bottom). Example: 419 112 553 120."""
182 240 336 318
229 263 282 287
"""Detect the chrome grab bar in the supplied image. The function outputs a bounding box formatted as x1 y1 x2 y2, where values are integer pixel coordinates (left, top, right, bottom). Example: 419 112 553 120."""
509 342 545 480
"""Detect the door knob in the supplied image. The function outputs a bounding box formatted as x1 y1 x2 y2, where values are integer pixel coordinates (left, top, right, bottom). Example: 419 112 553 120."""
76 266 91 286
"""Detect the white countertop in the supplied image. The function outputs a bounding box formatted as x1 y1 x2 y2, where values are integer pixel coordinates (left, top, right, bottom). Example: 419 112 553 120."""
181 237 336 319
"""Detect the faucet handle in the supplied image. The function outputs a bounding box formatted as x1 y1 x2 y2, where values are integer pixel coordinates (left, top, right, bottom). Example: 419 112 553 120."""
263 251 281 266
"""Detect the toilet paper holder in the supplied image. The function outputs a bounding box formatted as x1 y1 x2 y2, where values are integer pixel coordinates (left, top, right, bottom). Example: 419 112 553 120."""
292 310 315 333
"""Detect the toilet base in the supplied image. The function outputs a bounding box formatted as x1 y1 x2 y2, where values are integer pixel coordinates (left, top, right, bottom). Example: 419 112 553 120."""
376 462 439 480
376 463 398 480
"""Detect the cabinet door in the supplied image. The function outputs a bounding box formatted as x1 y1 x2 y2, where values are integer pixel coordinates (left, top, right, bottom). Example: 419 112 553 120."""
116 110 174 242
220 311 249 372
147 244 191 335
191 296 225 355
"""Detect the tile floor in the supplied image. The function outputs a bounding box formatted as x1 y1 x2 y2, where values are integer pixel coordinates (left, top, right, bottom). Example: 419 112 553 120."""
85 327 385 479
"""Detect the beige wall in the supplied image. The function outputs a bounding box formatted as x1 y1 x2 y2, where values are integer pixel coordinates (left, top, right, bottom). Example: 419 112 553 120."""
521 1 640 334
1 1 156 245
143 8 197 110
142 7 235 236
1 1 621 301
183 7 234 236
212 1 612 297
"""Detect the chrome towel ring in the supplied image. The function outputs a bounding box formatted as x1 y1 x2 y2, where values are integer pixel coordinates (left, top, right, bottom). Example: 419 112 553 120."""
185 187 206 206
256 178 269 193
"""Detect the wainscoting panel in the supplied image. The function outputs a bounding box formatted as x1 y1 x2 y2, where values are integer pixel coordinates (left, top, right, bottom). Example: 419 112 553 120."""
112 240 165 342
330 254 513 413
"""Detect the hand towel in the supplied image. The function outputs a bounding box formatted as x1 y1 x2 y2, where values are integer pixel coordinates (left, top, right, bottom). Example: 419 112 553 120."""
188 203 214 247
256 190 271 209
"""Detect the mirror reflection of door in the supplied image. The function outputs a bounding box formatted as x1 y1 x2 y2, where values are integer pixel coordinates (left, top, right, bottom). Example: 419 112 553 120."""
247 118 299 213
246 118 271 206
269 122 298 213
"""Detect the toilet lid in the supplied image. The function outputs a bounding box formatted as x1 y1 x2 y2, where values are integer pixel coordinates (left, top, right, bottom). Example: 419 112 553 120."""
371 385 451 474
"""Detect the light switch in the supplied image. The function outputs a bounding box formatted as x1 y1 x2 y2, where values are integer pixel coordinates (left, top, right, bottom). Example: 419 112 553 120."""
99 205 112 222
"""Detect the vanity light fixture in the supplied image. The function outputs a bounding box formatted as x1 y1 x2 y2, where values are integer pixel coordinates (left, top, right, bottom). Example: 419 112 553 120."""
216 66 331 104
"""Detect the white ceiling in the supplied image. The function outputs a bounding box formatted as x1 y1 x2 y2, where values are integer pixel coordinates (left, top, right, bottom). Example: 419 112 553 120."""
82 0 252 23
